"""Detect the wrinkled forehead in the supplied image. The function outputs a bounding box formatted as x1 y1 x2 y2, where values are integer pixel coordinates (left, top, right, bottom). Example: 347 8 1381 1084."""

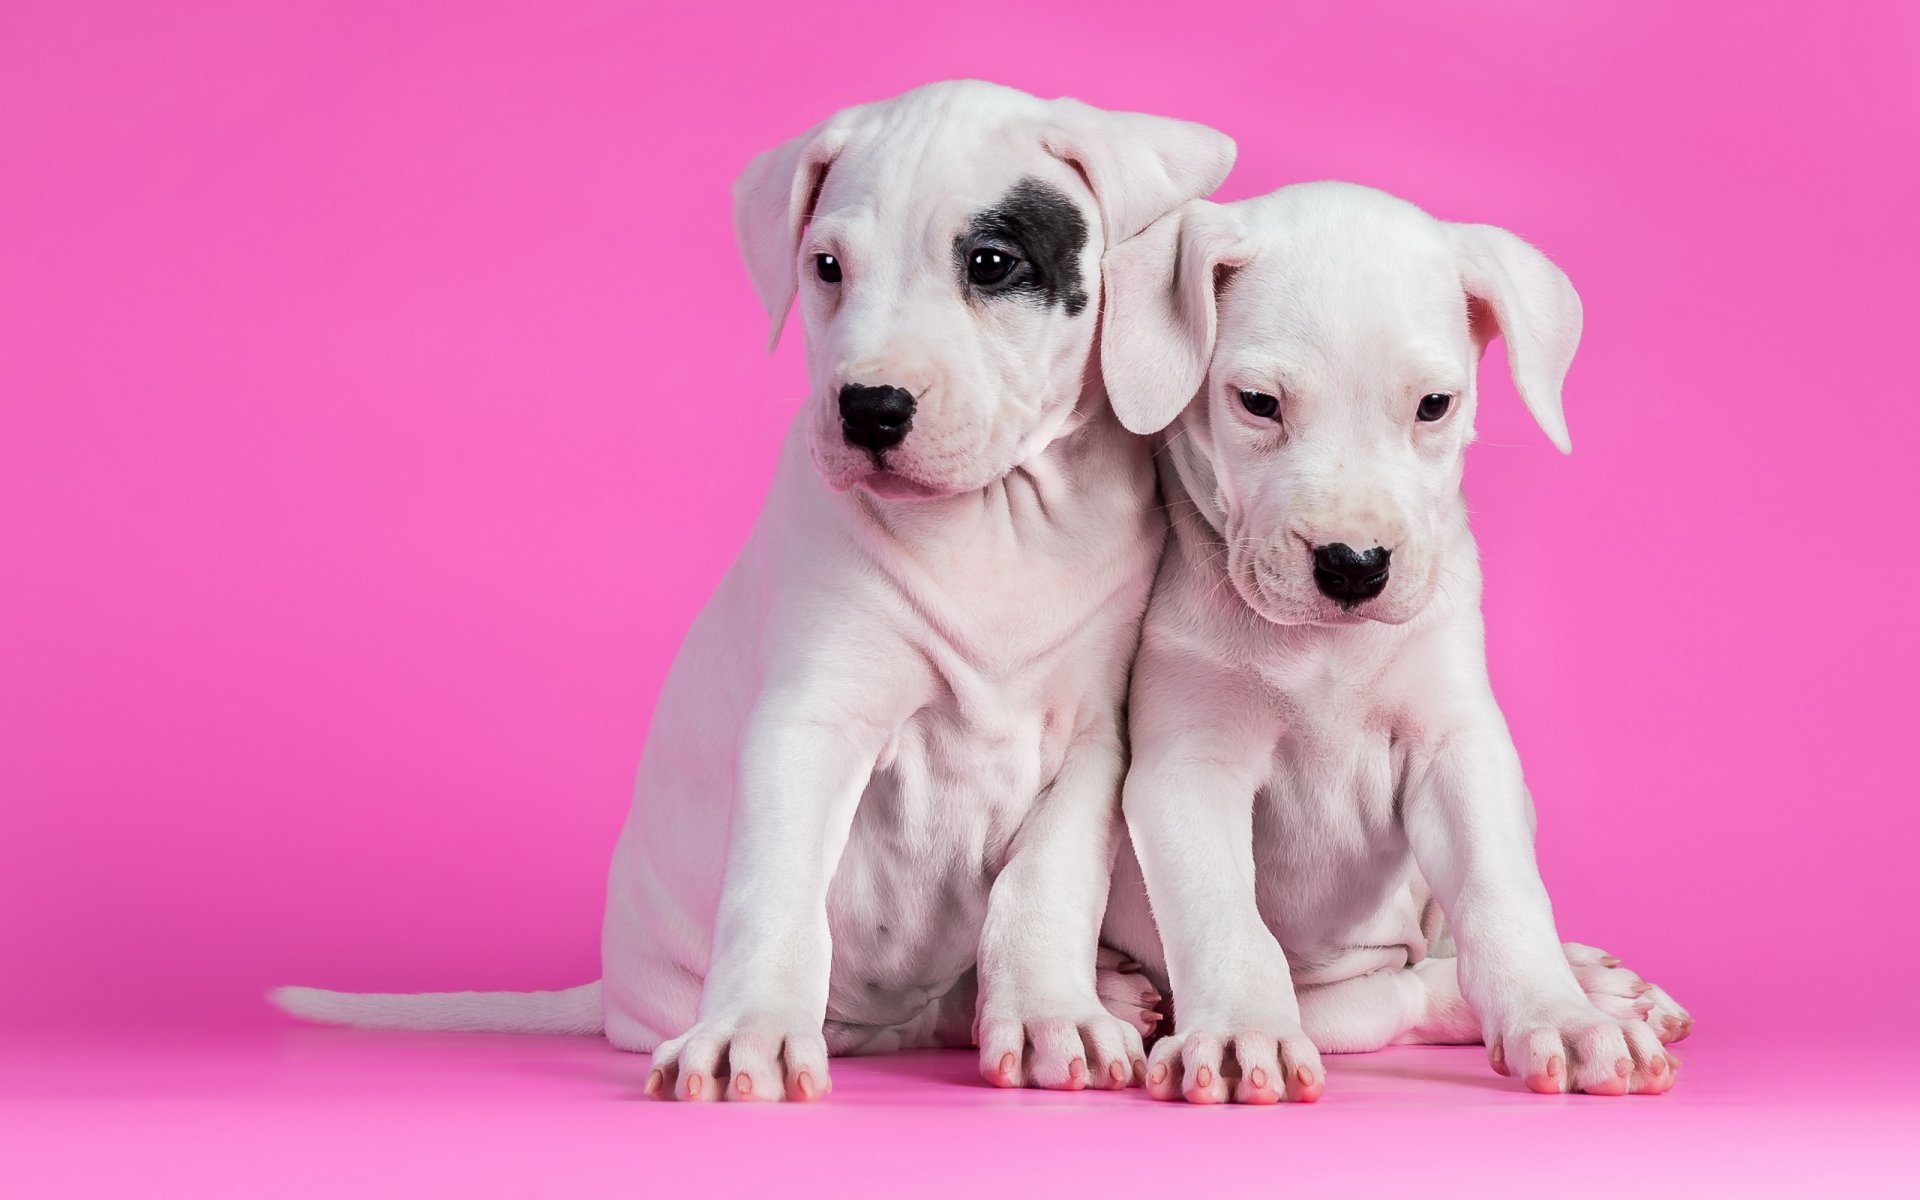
1219 228 1470 377
811 115 1094 250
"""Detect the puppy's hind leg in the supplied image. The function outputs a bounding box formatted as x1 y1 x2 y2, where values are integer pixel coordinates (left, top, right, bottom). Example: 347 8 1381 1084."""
1303 951 1686 1086
1563 943 1693 1044
1296 959 1480 1054
1095 946 1165 1040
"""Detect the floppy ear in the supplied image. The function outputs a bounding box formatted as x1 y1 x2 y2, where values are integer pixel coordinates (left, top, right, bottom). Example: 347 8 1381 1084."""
1100 199 1249 435
1042 100 1236 246
1449 223 1582 454
731 115 856 351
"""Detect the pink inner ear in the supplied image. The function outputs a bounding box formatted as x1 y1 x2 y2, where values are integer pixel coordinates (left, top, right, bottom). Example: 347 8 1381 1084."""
796 155 833 235
1039 130 1114 253
1055 153 1099 221
1211 261 1242 303
1466 294 1501 357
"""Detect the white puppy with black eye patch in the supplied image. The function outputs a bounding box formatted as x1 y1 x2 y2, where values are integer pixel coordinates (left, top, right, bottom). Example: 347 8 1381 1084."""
272 81 1233 1102
1096 182 1691 1104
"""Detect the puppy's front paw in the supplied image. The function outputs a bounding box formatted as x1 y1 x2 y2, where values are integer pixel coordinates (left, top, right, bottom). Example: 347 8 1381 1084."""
1563 942 1694 1043
646 1013 829 1103
1488 1001 1679 1096
1144 1021 1323 1105
977 1005 1147 1092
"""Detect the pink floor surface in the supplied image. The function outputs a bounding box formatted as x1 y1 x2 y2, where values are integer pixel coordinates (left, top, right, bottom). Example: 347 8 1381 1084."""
6 1026 1915 1198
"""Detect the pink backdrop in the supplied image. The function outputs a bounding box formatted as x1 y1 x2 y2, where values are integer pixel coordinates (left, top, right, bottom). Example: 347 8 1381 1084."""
4 0 1916 1055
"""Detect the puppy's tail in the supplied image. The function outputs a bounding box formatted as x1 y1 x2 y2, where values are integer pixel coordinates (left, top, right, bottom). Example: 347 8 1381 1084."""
268 980 604 1036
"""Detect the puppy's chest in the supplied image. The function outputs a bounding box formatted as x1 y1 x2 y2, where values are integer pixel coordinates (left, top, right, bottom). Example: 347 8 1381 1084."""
833 620 1114 922
821 481 1151 999
826 687 1074 1003
1258 715 1403 851
869 516 1145 820
875 677 1080 850
1250 657 1413 925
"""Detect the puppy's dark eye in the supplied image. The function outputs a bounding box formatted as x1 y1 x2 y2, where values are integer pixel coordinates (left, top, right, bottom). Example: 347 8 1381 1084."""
1239 389 1281 420
815 254 842 284
1417 392 1452 422
968 248 1018 286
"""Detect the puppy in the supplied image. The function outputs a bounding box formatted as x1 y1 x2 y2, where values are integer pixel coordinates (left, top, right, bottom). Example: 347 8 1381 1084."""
1096 183 1690 1103
274 81 1232 1101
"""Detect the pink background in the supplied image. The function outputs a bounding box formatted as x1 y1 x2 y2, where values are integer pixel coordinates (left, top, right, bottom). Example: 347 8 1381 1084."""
4 1 1917 1194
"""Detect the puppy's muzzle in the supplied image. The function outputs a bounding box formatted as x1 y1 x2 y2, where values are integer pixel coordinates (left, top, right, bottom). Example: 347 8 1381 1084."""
1312 543 1390 605
838 384 916 453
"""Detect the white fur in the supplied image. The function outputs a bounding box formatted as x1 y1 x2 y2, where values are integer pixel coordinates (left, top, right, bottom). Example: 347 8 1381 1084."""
273 81 1232 1102
1097 182 1689 1104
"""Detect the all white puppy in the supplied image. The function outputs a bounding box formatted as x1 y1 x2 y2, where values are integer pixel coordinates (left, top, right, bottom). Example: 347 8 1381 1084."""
274 81 1233 1101
1096 182 1691 1103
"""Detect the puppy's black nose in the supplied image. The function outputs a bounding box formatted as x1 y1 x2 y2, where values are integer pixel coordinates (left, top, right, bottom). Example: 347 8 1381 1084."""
1312 543 1390 604
838 384 915 452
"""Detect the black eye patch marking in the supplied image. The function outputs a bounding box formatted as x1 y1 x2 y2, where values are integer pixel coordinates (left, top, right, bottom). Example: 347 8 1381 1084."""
954 177 1090 317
